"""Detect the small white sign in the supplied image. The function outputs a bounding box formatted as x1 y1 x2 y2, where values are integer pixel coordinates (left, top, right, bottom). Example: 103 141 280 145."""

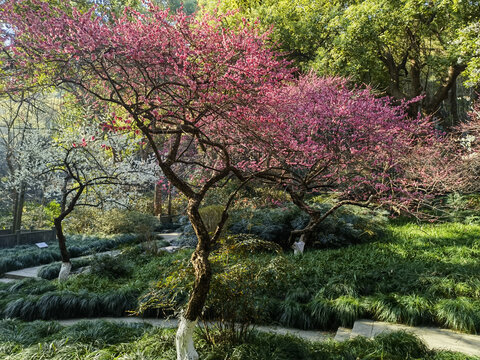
35 242 48 248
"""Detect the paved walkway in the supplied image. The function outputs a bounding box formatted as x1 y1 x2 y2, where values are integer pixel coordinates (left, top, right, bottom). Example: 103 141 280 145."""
338 319 480 357
57 317 333 342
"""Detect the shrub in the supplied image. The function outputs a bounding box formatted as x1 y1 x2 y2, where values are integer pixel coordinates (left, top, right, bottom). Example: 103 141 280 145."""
229 202 387 248
0 319 62 346
0 233 138 275
64 207 159 235
222 234 283 255
199 205 226 234
3 288 139 320
89 255 133 279
435 298 480 333
56 320 151 346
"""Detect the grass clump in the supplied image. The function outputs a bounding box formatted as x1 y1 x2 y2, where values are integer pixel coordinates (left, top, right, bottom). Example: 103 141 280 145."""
38 258 91 280
3 288 139 320
0 323 474 360
0 233 139 275
435 298 480 333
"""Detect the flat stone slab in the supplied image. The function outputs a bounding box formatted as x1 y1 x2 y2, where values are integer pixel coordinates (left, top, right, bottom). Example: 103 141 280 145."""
0 278 16 283
160 245 182 253
157 232 182 243
3 265 43 279
334 327 352 342
350 319 480 357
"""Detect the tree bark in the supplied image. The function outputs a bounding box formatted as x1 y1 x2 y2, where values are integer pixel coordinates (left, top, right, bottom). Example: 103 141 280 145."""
53 181 85 281
175 199 212 360
176 316 199 360
424 64 466 116
449 78 459 128
154 182 162 217
12 185 25 232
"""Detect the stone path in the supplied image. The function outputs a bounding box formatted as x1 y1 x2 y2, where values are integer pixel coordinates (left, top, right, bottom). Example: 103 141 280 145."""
337 319 480 357
57 317 333 342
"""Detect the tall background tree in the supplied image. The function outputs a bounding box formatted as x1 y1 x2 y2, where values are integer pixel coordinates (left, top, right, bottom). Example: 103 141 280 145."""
200 0 480 126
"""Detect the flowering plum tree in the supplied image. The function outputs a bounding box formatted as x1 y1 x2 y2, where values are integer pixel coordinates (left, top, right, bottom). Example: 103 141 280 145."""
243 74 454 249
0 2 291 358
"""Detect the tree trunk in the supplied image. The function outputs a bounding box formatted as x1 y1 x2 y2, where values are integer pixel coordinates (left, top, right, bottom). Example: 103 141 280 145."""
53 180 84 281
449 79 459 128
176 199 212 360
176 316 199 360
167 182 173 220
424 64 466 116
11 189 18 232
54 217 71 281
12 185 25 232
154 183 162 217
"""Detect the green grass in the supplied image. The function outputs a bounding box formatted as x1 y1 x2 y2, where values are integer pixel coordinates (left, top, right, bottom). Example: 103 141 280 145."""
0 320 475 360
3 221 480 334
0 249 193 320
146 221 480 333
0 233 139 275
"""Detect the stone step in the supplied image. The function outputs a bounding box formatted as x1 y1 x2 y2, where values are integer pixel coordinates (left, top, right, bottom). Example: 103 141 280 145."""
334 327 352 342
349 319 480 357
0 278 16 283
3 266 42 279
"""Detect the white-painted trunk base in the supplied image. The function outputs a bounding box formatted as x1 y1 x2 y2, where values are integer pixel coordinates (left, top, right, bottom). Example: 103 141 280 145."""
58 262 72 281
292 240 305 255
176 316 198 360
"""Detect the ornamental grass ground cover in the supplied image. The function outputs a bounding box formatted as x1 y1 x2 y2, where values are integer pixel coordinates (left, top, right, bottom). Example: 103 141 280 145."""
0 319 475 360
2 221 480 334
0 233 139 275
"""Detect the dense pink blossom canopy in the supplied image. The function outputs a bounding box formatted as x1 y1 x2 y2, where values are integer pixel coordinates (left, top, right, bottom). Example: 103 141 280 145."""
0 0 452 212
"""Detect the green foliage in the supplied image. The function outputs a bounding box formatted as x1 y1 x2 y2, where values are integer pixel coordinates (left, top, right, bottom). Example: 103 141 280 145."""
3 288 139 320
37 258 91 280
201 0 480 122
55 319 151 346
0 321 472 360
21 201 60 229
229 203 386 248
89 254 133 279
5 220 480 336
435 298 480 333
222 233 283 255
65 207 159 235
0 233 138 275
441 193 480 224
229 205 300 246
199 205 226 234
